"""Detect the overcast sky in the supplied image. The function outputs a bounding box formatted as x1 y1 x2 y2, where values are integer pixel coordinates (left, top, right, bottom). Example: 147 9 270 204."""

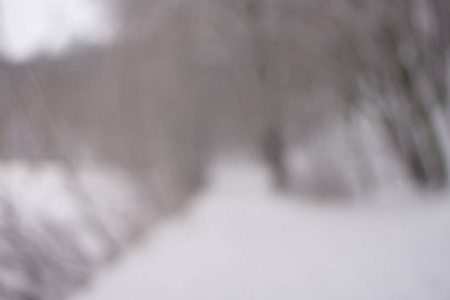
0 0 114 62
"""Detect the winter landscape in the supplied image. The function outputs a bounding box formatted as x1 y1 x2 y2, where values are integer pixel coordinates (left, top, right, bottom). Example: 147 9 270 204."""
0 0 450 299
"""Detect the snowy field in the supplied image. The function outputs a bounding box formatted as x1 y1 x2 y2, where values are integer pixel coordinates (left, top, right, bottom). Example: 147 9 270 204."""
71 161 450 300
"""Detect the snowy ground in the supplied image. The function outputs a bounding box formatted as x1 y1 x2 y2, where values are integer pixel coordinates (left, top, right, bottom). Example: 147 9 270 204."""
71 160 450 300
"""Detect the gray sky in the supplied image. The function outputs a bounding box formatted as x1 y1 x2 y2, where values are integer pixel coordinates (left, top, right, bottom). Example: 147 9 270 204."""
0 0 114 61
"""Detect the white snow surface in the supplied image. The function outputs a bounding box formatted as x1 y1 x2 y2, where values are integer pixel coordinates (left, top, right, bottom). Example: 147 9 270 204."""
0 160 148 263
72 160 450 300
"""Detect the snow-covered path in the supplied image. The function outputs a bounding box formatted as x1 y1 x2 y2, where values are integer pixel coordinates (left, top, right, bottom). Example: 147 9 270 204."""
72 162 450 300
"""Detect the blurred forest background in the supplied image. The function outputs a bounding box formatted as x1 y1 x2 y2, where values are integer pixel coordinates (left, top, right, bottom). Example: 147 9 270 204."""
0 0 450 299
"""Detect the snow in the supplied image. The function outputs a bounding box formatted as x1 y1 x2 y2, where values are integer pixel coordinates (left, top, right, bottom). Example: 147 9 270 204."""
0 161 150 263
72 160 450 300
0 161 83 225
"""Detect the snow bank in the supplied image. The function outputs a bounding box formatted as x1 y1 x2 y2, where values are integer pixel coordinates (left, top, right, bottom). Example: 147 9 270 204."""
72 160 450 300
0 161 150 262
